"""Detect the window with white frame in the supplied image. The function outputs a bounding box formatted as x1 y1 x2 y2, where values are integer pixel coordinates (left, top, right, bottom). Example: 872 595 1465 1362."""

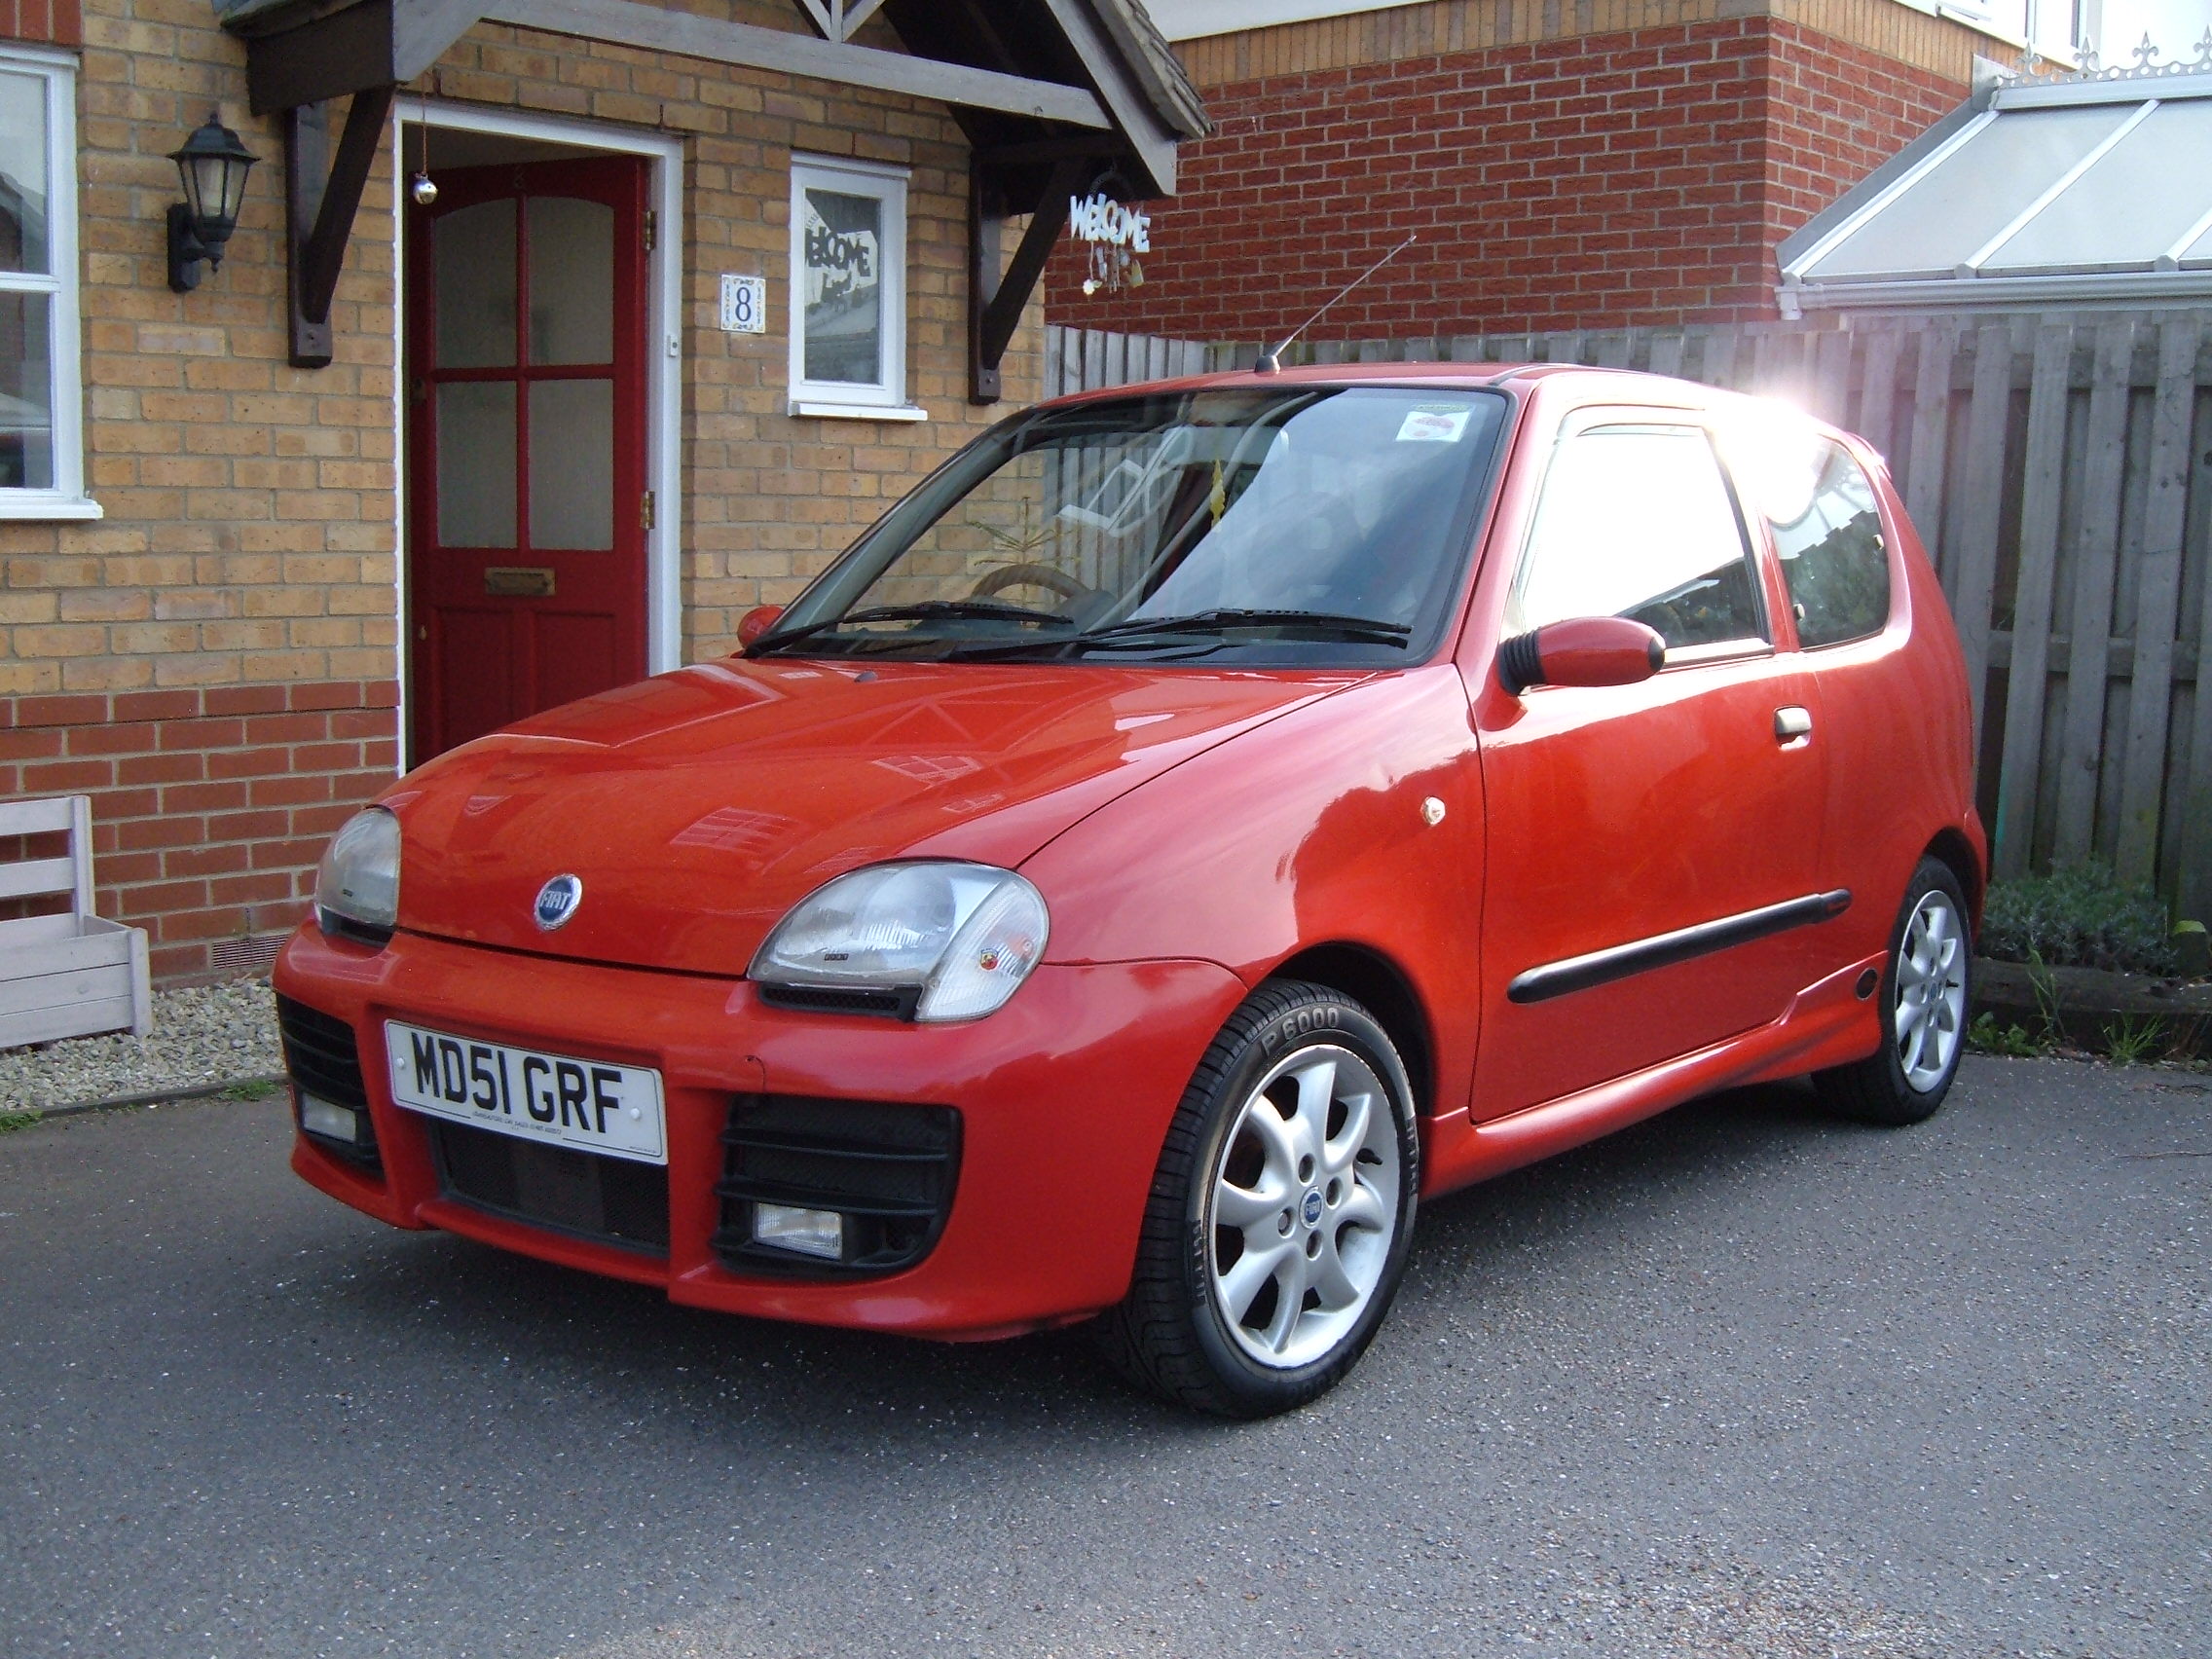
0 49 93 519
788 155 920 420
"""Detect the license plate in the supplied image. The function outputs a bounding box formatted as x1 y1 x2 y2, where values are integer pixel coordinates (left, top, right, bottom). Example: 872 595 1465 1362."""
385 1021 667 1165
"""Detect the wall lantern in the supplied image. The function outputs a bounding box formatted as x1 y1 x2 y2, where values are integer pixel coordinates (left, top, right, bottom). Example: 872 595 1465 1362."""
166 113 259 293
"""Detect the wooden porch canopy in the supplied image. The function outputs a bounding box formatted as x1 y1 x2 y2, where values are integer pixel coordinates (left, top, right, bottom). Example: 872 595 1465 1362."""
212 0 1209 391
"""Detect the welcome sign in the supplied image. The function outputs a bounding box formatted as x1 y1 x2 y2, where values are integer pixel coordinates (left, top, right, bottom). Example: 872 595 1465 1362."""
1069 190 1150 294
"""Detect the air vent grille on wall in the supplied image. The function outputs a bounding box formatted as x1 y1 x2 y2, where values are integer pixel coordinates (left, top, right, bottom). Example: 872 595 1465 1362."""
210 932 286 977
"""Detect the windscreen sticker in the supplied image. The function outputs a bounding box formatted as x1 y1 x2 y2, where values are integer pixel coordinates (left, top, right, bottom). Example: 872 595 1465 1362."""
1396 408 1472 443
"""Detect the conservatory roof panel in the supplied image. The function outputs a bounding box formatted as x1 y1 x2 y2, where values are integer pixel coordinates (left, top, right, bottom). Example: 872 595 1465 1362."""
1779 64 2212 311
1980 97 2212 275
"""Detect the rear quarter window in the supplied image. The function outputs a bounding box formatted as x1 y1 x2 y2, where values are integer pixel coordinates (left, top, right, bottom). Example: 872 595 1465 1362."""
1762 441 1891 648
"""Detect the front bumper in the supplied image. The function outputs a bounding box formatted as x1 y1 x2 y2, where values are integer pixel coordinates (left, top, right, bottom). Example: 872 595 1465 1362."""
273 926 1246 1339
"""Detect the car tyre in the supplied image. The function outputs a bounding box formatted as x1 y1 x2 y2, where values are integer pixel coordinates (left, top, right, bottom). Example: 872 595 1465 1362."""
1815 856 1972 1126
1096 980 1419 1418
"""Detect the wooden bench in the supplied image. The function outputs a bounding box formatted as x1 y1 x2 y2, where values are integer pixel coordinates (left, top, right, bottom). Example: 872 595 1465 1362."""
0 795 152 1049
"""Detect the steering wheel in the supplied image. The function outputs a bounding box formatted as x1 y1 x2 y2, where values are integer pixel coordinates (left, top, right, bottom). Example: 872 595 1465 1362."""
970 562 1103 610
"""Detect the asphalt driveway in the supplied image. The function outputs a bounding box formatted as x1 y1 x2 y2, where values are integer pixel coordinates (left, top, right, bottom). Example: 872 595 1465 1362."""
1 1056 2203 1658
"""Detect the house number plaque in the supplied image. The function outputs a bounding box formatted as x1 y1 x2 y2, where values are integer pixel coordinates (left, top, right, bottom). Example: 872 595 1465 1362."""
719 274 767 334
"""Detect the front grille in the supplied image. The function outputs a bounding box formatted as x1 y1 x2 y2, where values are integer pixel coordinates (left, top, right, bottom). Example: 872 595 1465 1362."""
428 1121 670 1255
276 994 381 1170
713 1096 960 1278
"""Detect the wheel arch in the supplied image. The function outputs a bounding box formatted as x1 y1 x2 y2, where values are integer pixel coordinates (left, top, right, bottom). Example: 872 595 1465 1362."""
1263 942 1436 1117
1923 827 1984 928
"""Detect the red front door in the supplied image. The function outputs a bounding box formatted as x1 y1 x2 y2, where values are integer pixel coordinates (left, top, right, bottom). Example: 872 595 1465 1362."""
407 155 649 760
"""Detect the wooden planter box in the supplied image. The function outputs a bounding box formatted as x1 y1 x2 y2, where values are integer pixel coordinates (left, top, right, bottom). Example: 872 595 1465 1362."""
0 796 151 1049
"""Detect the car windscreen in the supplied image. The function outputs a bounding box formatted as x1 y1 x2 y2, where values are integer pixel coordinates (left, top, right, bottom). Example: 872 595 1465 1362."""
750 386 1509 667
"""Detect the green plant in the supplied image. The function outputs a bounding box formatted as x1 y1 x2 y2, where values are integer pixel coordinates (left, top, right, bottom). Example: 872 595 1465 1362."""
1967 1012 2046 1057
220 1079 281 1101
0 1109 41 1132
2102 1014 2168 1064
2025 946 2060 1038
1980 863 2184 977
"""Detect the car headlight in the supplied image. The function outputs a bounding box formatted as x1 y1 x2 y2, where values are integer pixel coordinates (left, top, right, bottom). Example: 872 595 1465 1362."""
751 861 1049 1022
314 807 401 942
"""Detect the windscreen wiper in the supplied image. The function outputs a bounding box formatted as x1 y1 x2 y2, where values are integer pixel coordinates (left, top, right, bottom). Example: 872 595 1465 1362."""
749 600 1076 655
1060 609 1413 650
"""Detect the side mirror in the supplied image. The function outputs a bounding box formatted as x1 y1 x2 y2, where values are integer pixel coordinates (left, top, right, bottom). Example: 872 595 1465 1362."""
737 605 784 647
1496 615 1665 696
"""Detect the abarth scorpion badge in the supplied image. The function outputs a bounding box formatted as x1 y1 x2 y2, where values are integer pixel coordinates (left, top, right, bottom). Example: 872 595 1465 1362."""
534 874 583 931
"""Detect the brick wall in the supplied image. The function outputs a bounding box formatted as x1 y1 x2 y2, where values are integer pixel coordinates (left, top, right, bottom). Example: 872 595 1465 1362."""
0 682 395 979
1 0 1045 981
1763 18 1961 238
1049 4 1968 339
0 0 80 46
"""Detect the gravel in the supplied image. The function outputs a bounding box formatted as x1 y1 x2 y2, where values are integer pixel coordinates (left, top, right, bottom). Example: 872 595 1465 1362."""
0 977 281 1112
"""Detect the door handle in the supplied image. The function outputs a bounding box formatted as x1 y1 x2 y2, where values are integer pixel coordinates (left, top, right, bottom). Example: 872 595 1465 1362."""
1774 706 1813 744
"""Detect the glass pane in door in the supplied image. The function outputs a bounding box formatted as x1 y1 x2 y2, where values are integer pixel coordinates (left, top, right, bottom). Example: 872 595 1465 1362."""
434 200 517 368
529 378 613 550
436 381 517 546
526 196 613 364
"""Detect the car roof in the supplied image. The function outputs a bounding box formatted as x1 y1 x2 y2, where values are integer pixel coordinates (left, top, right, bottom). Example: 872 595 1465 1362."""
1040 361 1858 445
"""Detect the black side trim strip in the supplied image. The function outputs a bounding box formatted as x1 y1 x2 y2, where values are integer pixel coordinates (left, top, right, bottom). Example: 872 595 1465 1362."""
1507 889 1852 1005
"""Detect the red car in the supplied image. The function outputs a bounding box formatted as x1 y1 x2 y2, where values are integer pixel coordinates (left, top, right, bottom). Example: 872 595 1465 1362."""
277 363 1982 1417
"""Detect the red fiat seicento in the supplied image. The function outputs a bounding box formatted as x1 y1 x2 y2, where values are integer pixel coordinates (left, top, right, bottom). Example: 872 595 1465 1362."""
276 364 1982 1417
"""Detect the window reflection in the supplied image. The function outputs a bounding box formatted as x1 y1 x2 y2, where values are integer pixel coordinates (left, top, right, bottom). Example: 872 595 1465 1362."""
1769 442 1889 647
0 70 49 276
800 187 881 385
0 290 52 489
1511 427 1766 650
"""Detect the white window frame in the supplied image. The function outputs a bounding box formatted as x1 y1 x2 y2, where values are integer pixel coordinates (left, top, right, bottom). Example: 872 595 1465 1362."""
0 47 96 520
787 154 923 422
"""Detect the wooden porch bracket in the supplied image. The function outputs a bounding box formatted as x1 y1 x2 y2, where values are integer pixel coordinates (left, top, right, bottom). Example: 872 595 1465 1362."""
285 86 396 369
969 155 1088 403
225 0 1198 376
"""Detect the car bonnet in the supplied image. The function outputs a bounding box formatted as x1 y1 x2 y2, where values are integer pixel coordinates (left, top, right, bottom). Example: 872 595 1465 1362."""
381 655 1362 977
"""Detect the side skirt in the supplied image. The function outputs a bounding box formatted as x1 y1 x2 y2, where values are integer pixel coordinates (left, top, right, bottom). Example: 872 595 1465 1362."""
1419 950 1887 1198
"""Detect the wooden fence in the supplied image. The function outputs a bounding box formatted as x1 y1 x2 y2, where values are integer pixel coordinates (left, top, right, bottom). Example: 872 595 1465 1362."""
1045 314 2212 917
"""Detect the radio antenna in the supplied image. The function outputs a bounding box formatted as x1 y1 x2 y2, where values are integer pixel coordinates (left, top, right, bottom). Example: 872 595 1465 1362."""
1253 233 1417 375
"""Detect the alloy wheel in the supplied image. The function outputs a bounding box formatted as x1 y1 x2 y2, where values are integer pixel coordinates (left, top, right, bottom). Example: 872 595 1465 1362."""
1204 1043 1402 1369
1895 890 1967 1091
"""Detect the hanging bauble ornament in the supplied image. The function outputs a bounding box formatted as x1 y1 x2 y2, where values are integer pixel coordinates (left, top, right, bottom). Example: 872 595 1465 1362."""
410 171 439 206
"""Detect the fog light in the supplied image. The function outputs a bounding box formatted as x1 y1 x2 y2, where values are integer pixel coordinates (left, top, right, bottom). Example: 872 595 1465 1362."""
753 1202 844 1261
298 1091 360 1145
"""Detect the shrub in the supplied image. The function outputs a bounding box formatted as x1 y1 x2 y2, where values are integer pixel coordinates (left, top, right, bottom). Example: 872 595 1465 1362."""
1978 863 2183 976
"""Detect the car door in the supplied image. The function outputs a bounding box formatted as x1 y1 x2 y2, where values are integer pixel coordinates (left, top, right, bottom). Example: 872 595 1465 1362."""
1743 428 1930 960
1468 412 1835 1119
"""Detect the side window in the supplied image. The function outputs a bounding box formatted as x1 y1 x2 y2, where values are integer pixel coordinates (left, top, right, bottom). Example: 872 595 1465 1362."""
1 52 95 520
1764 441 1890 647
1506 425 1765 651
